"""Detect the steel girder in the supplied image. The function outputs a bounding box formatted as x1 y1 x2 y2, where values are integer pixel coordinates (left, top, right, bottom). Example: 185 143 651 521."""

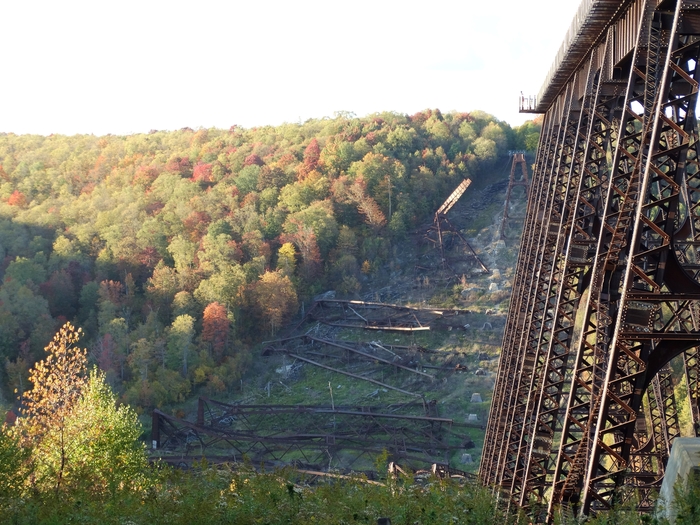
482 0 700 520
306 299 470 331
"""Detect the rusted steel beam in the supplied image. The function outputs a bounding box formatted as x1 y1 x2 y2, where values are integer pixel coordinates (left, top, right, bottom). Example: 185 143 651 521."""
317 322 431 332
481 108 561 487
151 403 468 474
288 353 424 399
314 299 470 316
307 300 470 331
441 220 490 272
200 400 455 425
549 3 683 515
155 409 455 449
436 178 472 216
518 37 620 511
508 60 596 509
305 336 435 379
490 77 577 495
488 0 700 521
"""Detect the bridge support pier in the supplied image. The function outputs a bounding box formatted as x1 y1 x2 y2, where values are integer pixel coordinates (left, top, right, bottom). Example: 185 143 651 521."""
482 0 700 520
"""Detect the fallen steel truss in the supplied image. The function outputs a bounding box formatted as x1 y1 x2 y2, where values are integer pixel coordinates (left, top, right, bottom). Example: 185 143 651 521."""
305 299 472 332
482 0 700 520
424 177 490 273
261 334 470 400
152 397 476 472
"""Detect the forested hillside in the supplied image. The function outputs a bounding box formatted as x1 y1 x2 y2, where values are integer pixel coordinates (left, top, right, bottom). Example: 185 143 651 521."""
0 110 540 412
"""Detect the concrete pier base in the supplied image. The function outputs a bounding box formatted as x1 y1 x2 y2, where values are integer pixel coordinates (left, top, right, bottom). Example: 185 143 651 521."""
659 438 700 523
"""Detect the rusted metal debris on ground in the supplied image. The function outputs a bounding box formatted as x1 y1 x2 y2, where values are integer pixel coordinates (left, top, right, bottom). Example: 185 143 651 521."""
151 397 478 473
303 299 471 332
260 334 470 399
152 282 486 479
262 334 456 377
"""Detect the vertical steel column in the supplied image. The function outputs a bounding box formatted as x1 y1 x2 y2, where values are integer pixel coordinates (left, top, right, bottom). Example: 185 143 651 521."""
505 75 586 506
500 153 530 239
490 91 573 491
546 2 658 515
515 37 617 511
481 108 560 484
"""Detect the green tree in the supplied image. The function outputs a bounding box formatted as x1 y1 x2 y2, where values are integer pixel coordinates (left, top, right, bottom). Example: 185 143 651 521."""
194 264 246 309
167 314 195 376
167 234 197 274
62 369 148 496
285 200 339 257
3 256 47 287
480 121 508 151
197 233 241 276
473 137 497 164
10 323 146 498
276 242 297 278
13 324 87 487
172 290 198 320
0 426 28 509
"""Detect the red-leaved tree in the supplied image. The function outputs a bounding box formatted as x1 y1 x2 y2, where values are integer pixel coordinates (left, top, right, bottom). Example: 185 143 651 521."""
243 154 264 167
192 163 213 183
298 138 321 180
7 190 27 207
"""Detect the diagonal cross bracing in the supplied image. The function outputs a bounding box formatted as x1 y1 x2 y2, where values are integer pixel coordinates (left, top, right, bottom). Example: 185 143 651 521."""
483 0 700 521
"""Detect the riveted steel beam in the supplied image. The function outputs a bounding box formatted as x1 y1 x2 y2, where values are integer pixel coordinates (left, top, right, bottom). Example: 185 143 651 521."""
484 0 700 521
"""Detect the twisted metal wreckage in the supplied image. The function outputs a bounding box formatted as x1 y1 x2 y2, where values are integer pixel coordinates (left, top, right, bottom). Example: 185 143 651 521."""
151 397 477 474
151 300 485 479
481 0 700 520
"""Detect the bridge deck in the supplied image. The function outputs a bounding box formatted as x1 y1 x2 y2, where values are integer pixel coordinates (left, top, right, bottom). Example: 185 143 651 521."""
528 0 635 113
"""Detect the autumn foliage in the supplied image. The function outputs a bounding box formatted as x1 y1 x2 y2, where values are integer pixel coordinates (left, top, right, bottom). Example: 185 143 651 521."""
202 302 230 362
248 271 298 335
15 323 87 448
11 322 147 496
192 162 214 183
298 138 321 180
7 190 26 207
0 111 536 414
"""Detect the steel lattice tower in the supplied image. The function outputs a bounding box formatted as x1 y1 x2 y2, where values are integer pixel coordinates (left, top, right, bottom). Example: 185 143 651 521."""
481 0 700 521
500 152 531 239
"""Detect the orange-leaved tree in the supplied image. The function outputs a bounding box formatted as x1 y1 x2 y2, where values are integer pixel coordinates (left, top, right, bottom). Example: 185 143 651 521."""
16 323 87 470
248 271 298 335
202 302 230 363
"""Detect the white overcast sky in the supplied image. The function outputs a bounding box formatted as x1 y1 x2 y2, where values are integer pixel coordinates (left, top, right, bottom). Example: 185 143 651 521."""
0 0 582 136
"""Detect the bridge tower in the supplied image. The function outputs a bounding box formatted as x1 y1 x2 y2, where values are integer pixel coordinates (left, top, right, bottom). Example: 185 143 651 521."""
481 0 700 521
500 151 530 239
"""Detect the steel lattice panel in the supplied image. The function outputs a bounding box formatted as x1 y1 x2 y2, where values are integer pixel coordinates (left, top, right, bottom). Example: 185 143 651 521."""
482 0 700 522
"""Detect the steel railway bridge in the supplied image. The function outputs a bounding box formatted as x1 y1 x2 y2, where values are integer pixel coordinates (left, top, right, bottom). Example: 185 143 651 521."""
481 0 700 520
